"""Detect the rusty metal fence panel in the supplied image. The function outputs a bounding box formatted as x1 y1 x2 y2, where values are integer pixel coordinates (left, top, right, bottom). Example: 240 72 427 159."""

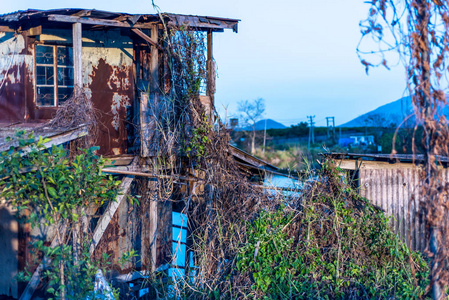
357 165 442 252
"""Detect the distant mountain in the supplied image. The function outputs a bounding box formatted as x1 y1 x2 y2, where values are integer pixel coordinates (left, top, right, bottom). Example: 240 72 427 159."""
340 97 414 127
240 119 286 131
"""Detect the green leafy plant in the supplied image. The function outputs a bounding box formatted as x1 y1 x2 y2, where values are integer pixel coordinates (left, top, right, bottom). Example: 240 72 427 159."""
0 131 121 299
185 114 211 159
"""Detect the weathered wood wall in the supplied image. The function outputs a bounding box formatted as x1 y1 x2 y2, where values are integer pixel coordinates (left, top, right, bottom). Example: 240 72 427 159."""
0 203 19 298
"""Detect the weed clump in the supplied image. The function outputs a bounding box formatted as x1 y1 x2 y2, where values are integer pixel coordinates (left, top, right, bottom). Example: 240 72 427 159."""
233 163 428 299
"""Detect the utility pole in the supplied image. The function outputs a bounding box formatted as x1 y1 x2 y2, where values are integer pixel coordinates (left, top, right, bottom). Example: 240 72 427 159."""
307 115 315 149
263 118 267 154
326 117 335 138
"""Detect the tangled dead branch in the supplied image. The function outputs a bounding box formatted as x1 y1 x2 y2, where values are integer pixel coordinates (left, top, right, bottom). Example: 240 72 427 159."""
49 87 99 149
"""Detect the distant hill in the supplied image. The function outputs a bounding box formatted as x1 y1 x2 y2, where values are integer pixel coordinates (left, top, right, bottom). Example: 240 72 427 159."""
340 97 414 127
240 119 286 131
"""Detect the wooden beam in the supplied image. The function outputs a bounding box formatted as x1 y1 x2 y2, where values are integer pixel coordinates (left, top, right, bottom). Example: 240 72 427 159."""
146 24 160 157
104 155 136 166
24 26 41 36
131 28 161 50
89 174 135 255
72 23 83 91
48 14 154 29
0 125 89 156
0 26 15 32
150 24 159 95
140 92 150 158
206 30 215 122
148 176 158 272
101 167 199 182
166 15 239 32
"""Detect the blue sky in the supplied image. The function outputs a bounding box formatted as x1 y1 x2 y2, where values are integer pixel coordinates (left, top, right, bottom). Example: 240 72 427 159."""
0 0 408 126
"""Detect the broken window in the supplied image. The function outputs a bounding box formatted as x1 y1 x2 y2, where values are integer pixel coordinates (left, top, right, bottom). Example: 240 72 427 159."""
36 45 74 106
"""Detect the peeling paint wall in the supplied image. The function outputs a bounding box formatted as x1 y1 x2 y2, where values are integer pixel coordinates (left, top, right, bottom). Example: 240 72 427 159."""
0 28 136 155
40 29 135 155
0 33 34 121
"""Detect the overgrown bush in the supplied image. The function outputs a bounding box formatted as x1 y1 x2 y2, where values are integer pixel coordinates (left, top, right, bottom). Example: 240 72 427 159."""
170 161 429 299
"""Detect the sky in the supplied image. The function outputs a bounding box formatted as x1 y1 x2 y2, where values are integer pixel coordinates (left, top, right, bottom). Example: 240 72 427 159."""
0 0 408 126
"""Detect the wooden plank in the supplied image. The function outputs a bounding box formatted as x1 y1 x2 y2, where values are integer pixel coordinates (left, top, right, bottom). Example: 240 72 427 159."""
48 14 154 29
131 28 161 50
140 92 150 157
0 125 89 156
147 24 159 157
166 15 238 32
104 155 136 166
206 31 215 122
148 177 158 272
0 26 15 32
73 23 83 91
24 26 42 36
89 174 135 255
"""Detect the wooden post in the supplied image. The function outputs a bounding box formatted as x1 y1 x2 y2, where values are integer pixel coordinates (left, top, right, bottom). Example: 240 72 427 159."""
206 30 215 123
72 23 83 93
149 24 159 156
140 92 150 157
141 25 160 157
148 177 158 272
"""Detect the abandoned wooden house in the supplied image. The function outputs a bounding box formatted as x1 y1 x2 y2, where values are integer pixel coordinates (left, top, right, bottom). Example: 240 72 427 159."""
0 8 286 299
327 152 449 252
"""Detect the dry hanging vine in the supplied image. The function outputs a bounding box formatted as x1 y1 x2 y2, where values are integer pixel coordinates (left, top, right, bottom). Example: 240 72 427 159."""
123 10 430 298
359 1 449 298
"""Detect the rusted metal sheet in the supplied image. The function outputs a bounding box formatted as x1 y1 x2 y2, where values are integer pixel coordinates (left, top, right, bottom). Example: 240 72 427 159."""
0 33 28 121
358 165 427 251
89 58 133 156
0 27 135 156
93 181 151 272
0 9 240 33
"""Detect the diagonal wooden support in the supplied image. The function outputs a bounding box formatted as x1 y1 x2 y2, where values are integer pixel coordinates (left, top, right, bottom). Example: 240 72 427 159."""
89 174 134 255
131 28 162 50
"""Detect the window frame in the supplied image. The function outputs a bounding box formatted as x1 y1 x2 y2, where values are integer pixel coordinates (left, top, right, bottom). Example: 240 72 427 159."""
35 43 74 107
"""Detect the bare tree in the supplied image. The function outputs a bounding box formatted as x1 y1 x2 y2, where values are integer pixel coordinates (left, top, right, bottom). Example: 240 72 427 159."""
238 98 265 154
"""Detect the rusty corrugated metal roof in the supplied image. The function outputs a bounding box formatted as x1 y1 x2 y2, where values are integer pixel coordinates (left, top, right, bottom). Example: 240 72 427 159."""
324 152 449 164
0 9 240 32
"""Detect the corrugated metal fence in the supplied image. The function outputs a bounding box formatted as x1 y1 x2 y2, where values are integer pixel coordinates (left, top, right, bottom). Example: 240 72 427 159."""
357 163 449 252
